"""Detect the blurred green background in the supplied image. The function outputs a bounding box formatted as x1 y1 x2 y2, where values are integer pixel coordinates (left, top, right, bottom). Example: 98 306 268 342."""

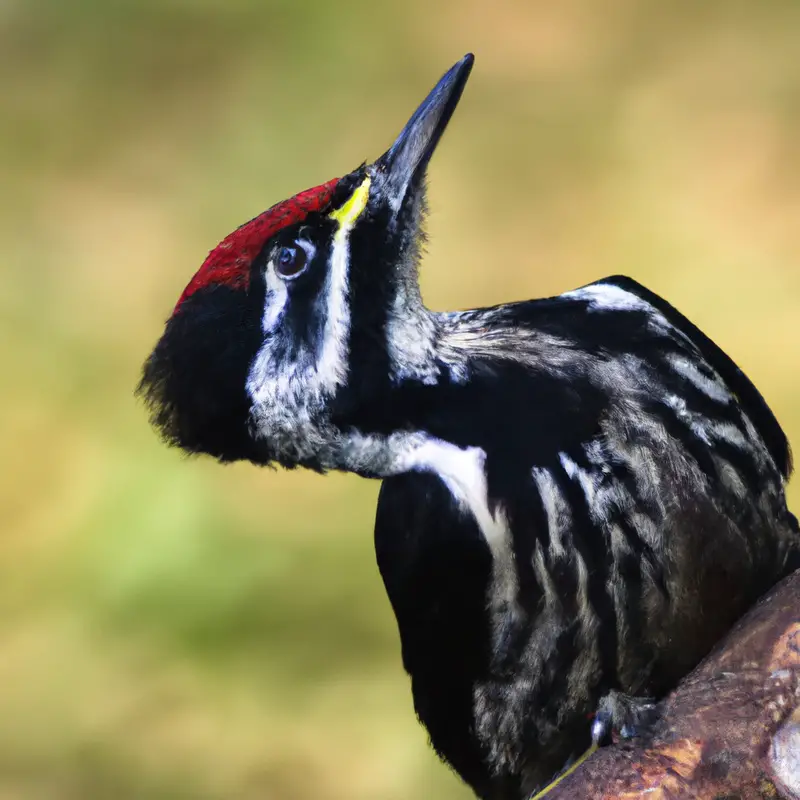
2 1 800 798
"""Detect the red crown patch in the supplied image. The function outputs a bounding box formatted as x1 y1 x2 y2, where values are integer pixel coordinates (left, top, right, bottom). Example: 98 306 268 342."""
174 177 339 312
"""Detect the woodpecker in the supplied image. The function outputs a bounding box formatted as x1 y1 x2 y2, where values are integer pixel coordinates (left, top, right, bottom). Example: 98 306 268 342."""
139 54 800 799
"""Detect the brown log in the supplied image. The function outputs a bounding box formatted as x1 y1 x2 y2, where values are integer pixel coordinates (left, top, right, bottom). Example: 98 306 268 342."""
546 569 800 799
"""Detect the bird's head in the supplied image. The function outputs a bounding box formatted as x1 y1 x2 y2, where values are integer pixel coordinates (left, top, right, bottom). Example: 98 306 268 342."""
138 54 474 469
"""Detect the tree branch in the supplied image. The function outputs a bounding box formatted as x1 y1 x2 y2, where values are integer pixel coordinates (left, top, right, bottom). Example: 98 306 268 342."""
546 569 800 799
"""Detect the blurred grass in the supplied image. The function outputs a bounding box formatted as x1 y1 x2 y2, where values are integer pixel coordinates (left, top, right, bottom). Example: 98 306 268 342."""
2 1 800 797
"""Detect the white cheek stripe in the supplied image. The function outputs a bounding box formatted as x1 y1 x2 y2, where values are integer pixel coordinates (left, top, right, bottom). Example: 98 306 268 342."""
248 183 367 413
305 176 371 397
314 209 357 396
261 269 289 332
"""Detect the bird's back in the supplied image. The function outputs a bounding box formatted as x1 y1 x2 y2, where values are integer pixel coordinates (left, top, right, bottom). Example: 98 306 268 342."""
601 275 791 478
375 275 799 799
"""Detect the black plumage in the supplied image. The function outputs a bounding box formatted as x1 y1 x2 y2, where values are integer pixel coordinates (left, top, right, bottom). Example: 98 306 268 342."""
138 54 799 799
367 274 799 796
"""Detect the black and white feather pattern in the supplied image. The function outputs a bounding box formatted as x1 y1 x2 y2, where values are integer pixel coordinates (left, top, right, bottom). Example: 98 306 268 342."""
137 165 798 800
137 56 799 800
367 275 798 799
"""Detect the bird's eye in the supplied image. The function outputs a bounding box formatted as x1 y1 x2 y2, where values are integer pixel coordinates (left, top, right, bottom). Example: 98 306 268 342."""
275 245 308 278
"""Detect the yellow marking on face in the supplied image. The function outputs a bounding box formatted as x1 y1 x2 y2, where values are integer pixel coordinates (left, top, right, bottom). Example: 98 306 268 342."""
329 175 371 231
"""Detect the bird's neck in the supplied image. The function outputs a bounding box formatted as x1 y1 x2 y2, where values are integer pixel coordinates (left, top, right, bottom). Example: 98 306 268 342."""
288 297 578 480
327 302 543 477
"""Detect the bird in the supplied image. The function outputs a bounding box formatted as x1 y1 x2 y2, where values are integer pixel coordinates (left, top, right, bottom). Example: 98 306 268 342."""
138 53 800 799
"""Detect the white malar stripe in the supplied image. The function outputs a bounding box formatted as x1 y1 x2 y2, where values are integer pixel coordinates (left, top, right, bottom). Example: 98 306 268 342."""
314 213 354 396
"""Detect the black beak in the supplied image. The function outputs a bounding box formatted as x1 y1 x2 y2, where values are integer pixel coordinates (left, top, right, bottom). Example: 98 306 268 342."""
372 53 474 211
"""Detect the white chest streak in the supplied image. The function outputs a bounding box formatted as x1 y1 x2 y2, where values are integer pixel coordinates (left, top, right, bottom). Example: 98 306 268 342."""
399 438 520 610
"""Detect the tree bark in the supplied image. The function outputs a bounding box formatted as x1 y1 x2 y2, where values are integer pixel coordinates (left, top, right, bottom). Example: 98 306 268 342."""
546 569 800 799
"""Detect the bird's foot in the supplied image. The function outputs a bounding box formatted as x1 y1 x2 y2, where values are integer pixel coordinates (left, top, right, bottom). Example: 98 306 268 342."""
591 690 659 746
528 692 660 798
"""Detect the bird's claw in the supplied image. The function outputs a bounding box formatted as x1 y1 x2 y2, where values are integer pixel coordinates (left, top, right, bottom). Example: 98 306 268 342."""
592 690 659 746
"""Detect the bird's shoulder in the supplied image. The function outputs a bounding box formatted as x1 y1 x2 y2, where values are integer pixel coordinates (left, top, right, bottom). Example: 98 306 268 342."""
574 276 791 478
443 274 790 479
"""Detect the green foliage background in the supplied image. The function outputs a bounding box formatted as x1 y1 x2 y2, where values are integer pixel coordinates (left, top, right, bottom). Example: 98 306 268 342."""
2 1 800 797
